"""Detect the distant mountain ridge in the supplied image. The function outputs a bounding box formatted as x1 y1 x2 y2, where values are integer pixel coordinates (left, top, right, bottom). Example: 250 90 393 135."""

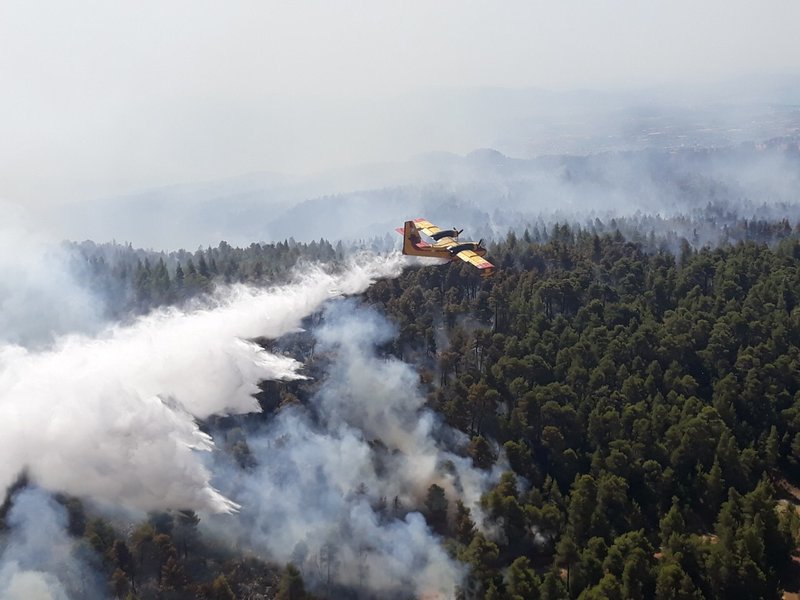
56 135 800 250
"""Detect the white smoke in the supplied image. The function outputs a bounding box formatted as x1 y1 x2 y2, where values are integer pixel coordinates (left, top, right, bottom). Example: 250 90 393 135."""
0 206 105 348
206 301 500 598
0 488 104 600
0 253 405 513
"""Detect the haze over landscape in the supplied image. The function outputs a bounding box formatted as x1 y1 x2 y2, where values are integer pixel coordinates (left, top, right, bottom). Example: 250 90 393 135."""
4 2 800 599
2 0 800 245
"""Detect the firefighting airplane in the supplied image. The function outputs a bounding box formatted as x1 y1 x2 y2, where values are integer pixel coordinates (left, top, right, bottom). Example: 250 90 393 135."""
395 218 496 277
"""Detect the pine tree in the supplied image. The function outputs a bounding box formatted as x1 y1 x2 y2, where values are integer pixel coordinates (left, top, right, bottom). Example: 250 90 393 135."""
276 564 307 600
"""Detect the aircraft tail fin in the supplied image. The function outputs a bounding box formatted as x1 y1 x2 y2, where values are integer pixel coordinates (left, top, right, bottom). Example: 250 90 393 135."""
401 220 430 255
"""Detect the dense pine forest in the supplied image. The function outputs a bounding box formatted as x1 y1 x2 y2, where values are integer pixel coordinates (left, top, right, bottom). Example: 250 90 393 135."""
69 207 800 318
365 226 800 599
12 215 800 599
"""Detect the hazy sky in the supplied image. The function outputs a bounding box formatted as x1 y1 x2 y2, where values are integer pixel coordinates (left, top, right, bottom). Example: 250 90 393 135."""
2 0 800 206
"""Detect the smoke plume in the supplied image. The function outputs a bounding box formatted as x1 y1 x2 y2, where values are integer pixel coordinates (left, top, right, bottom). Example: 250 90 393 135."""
0 206 105 348
0 488 104 600
206 301 500 598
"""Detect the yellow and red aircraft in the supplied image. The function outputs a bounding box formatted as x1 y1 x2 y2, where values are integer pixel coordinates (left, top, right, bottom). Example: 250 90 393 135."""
395 218 495 277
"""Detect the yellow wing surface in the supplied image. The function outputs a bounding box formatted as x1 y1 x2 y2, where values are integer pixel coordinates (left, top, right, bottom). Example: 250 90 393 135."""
412 218 459 248
456 250 496 276
412 218 444 239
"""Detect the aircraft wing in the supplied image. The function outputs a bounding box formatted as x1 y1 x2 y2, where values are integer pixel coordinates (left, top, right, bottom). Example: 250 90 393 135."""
412 218 445 239
455 249 495 275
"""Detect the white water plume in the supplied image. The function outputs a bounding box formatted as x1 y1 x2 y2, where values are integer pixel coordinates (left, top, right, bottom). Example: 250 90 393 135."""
0 253 405 513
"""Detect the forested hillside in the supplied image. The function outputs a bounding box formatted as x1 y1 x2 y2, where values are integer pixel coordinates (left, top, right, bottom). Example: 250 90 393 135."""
69 238 342 317
16 222 800 599
70 207 800 319
362 227 800 599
